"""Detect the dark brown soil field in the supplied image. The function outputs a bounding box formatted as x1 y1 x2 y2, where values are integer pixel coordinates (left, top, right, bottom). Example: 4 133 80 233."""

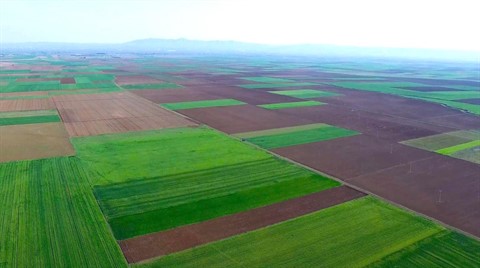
397 86 468 92
131 88 224 103
348 155 480 237
179 104 314 134
0 122 75 162
120 186 365 263
115 75 164 85
0 98 55 112
458 98 480 105
273 135 434 179
54 92 196 136
60 77 76 84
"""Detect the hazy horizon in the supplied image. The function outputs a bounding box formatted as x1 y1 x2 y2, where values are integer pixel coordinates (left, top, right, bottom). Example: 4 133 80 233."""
1 0 480 52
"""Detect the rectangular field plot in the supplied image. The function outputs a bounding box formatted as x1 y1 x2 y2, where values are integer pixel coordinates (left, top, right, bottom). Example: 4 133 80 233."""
258 100 325 110
238 82 318 89
134 197 457 268
402 130 480 164
238 123 359 149
0 122 75 162
122 83 183 90
0 158 126 267
55 92 195 136
269 89 341 99
369 231 480 267
73 127 339 239
0 109 60 126
161 99 246 110
0 98 55 112
240 76 296 83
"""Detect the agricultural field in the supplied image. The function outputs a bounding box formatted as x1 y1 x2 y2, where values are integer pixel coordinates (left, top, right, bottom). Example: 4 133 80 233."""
0 54 479 267
402 130 480 164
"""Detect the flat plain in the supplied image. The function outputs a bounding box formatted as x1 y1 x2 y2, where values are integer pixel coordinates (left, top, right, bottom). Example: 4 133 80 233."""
0 54 479 267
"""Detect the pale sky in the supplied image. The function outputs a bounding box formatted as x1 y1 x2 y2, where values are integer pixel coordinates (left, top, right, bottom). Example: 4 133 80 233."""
1 0 480 51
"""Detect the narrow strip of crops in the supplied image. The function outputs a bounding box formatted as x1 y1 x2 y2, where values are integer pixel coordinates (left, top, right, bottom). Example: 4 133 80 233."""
161 99 246 110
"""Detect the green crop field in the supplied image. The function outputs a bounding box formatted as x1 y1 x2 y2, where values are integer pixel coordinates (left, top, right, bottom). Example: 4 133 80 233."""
73 127 338 239
244 124 359 149
0 110 61 126
135 197 454 268
269 89 341 98
258 100 325 109
238 82 318 89
0 157 126 267
436 140 480 155
122 83 183 89
161 99 246 110
369 231 480 267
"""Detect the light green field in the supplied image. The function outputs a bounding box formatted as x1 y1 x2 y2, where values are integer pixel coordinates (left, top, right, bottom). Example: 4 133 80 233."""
245 124 359 149
161 99 246 110
135 197 445 268
238 82 318 89
436 140 480 155
258 100 325 110
75 127 338 239
369 231 480 267
402 130 480 164
269 89 341 99
0 157 126 267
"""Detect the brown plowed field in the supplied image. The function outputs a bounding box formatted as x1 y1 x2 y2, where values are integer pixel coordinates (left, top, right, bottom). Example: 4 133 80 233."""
178 104 314 134
273 135 434 179
60 77 76 84
458 98 480 105
0 98 55 112
120 186 365 263
115 75 164 85
131 88 223 103
0 122 75 162
54 92 195 136
348 155 480 237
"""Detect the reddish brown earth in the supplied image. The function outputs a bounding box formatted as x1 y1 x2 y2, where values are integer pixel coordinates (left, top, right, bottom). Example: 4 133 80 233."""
60 77 76 84
54 92 196 136
120 186 365 263
348 155 480 237
115 75 164 85
0 98 55 112
458 98 480 105
178 104 314 134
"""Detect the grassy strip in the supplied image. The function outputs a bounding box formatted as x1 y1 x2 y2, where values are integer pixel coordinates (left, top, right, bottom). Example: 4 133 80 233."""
241 77 295 83
135 197 444 268
161 99 246 110
122 83 183 90
0 115 60 126
238 82 318 89
0 158 126 267
368 231 480 267
401 134 474 152
246 125 359 149
234 123 330 138
436 140 480 155
109 175 338 240
0 109 57 118
269 89 341 98
258 100 325 110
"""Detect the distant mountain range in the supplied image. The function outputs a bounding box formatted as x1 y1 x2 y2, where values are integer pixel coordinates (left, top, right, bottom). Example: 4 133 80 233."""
2 38 479 62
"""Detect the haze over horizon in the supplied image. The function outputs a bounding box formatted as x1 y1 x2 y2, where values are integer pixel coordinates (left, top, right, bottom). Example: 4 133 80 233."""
1 0 480 52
